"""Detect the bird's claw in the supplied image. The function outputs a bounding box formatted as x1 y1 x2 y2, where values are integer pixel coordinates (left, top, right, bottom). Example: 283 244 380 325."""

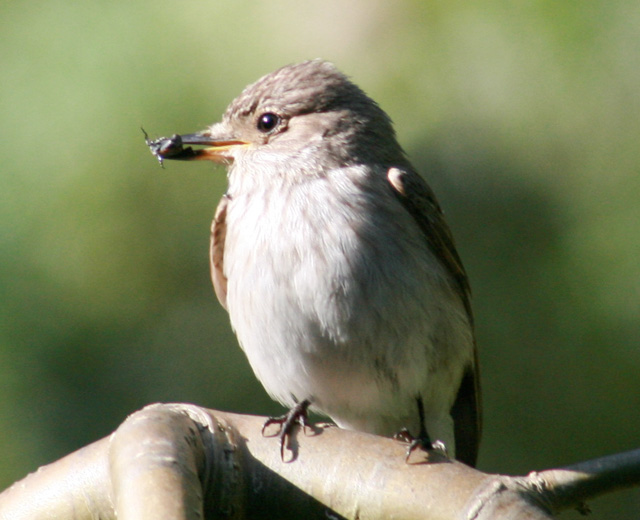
262 399 311 461
394 428 448 463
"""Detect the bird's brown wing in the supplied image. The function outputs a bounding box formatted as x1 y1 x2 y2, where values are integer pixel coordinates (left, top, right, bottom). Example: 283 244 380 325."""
387 167 471 317
210 194 229 310
387 167 481 466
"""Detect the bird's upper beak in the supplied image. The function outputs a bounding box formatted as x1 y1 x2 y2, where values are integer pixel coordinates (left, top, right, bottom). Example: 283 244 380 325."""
145 124 249 165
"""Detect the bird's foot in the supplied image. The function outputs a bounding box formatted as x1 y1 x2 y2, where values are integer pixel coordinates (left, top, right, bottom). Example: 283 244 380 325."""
262 399 311 461
394 428 448 463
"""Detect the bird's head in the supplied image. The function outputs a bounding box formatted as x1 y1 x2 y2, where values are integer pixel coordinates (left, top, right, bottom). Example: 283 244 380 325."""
146 60 406 177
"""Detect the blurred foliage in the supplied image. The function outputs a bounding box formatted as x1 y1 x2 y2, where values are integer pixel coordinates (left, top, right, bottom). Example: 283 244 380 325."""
1 1 639 517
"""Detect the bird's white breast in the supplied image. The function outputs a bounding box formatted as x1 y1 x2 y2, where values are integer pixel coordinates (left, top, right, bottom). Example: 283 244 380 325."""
222 164 473 438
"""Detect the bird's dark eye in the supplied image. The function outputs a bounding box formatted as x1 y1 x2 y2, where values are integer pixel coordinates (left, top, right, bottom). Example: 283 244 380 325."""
257 113 280 133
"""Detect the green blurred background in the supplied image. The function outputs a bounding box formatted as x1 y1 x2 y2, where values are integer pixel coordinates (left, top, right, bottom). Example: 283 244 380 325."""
1 1 639 517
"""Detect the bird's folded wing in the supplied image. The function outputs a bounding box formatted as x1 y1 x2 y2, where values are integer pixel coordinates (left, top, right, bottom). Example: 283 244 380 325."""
386 167 472 320
387 166 481 466
210 194 230 310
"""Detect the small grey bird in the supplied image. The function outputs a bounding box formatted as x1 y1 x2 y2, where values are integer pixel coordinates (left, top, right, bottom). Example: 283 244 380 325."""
147 60 481 466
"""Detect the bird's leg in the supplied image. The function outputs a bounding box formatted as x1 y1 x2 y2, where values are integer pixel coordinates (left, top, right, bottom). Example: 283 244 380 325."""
394 396 448 463
262 399 311 460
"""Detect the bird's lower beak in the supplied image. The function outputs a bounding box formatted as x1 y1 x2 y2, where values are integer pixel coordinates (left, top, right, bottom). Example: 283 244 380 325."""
145 129 248 165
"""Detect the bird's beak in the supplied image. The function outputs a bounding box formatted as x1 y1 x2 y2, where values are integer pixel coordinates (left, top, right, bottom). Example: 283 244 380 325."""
145 126 249 165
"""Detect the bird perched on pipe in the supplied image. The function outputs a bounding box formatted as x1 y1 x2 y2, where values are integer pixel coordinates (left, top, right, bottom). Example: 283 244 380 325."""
146 59 481 466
